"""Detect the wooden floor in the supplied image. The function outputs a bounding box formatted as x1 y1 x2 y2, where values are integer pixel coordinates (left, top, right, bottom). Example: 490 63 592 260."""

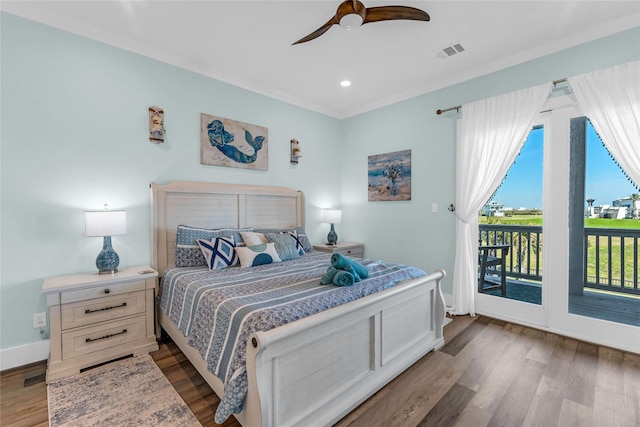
1 315 639 427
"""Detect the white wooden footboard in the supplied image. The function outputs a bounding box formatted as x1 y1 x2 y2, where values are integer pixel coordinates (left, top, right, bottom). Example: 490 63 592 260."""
244 269 446 427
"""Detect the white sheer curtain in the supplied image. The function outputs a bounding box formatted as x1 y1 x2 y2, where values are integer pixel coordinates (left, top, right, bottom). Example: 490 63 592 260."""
451 83 551 315
568 61 640 187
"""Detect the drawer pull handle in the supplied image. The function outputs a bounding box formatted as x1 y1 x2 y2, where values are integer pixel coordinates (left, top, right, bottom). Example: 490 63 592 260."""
85 302 127 314
104 289 110 294
85 329 127 343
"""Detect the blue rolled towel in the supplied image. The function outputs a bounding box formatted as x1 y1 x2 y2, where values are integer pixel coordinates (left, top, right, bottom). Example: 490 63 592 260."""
331 253 369 279
340 264 361 282
332 270 356 287
320 266 338 285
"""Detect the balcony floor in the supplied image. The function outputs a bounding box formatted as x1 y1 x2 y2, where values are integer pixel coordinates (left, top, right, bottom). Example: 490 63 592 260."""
482 276 541 305
481 276 640 327
569 290 640 327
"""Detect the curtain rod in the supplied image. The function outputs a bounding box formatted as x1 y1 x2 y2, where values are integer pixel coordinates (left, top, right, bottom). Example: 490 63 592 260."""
436 78 568 115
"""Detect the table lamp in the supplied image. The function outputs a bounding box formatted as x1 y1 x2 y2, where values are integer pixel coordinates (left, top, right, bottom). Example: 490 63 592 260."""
322 207 342 245
85 205 126 274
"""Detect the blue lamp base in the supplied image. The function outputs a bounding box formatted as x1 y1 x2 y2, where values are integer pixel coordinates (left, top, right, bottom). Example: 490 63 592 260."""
327 223 338 245
96 236 120 274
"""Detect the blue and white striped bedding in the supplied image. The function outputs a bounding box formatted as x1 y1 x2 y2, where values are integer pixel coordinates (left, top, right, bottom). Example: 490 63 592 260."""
158 251 426 423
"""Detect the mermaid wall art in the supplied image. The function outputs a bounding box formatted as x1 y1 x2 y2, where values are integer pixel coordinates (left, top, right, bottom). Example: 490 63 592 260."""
200 113 268 170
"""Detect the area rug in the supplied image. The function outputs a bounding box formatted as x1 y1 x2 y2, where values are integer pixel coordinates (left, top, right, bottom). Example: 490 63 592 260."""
47 354 201 426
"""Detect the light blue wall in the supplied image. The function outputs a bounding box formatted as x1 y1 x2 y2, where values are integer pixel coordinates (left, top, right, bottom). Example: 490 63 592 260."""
1 11 638 353
0 13 342 349
339 26 640 297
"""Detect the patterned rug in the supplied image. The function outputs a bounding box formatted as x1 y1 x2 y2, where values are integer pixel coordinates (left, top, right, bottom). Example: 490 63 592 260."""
47 354 200 426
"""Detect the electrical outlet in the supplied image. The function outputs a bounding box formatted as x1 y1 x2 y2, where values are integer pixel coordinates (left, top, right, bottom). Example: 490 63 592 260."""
33 312 46 328
432 203 438 213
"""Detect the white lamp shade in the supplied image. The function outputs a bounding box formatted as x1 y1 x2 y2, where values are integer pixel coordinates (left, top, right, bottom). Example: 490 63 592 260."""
322 208 342 224
85 210 127 236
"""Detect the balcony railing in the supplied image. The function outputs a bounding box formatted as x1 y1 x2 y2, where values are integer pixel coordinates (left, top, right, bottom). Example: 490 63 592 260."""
584 227 640 295
479 224 640 295
479 224 542 282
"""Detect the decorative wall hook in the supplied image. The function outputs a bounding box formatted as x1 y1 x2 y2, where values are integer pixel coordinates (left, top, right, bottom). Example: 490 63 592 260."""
149 106 165 143
290 138 302 164
448 203 456 212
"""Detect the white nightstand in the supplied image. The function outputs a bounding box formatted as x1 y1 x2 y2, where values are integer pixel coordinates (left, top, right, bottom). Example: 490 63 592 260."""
42 266 159 382
313 242 364 258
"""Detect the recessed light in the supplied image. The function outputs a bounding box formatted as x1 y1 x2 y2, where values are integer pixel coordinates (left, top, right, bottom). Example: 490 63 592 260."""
340 80 351 87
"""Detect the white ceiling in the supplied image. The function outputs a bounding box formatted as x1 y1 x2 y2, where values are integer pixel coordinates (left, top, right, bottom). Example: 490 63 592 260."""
2 1 639 119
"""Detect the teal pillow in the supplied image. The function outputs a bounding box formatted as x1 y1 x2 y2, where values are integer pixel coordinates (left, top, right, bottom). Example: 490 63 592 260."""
265 232 303 261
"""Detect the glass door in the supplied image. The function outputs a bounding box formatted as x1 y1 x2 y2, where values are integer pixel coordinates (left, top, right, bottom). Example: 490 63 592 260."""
475 94 639 351
475 122 548 327
567 118 640 326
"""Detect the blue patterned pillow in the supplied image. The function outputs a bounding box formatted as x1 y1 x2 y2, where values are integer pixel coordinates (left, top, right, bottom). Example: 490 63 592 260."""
286 226 313 253
265 233 303 261
235 243 282 268
196 237 238 270
283 230 306 256
175 225 252 267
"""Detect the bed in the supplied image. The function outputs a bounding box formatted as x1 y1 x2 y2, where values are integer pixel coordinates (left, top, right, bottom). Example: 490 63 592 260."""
151 181 446 427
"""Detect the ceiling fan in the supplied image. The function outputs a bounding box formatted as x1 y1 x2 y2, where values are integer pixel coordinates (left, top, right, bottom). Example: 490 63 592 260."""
293 0 430 45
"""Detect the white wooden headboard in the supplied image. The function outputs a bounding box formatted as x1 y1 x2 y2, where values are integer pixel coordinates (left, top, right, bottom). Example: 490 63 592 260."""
150 181 304 273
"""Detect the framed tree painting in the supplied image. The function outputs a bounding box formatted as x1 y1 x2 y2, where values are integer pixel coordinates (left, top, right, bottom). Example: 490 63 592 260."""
368 149 412 201
200 113 268 170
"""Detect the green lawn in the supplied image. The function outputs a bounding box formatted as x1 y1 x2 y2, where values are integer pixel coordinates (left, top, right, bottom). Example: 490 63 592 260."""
479 215 640 229
585 218 640 229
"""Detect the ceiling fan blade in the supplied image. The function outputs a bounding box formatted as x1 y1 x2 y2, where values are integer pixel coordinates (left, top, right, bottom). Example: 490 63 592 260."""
363 6 430 24
292 17 339 45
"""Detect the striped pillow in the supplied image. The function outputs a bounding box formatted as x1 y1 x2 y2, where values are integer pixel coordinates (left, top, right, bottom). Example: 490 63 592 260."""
175 225 251 267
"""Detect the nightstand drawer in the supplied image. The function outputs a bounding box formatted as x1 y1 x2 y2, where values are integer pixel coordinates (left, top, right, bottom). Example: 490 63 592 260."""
60 280 146 304
61 315 146 360
335 247 363 257
313 242 364 257
61 290 146 330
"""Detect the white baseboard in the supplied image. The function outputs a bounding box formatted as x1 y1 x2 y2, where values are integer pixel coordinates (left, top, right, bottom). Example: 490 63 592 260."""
442 292 454 315
443 292 453 308
0 340 50 371
0 292 450 371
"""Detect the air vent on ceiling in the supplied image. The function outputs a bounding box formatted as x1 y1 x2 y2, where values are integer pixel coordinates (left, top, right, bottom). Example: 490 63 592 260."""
436 42 465 59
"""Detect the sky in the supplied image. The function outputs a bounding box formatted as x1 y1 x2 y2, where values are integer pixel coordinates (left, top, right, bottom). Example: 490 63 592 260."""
493 122 638 210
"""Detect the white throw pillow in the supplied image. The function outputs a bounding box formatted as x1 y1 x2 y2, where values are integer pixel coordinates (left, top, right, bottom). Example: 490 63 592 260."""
235 243 282 267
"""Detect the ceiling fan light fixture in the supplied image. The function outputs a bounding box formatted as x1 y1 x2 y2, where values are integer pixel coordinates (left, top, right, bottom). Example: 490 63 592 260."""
339 13 363 30
293 0 429 44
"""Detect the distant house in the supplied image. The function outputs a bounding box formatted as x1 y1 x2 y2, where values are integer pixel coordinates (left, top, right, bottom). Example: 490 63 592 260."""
587 197 640 219
600 205 628 219
483 201 505 216
613 196 640 219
